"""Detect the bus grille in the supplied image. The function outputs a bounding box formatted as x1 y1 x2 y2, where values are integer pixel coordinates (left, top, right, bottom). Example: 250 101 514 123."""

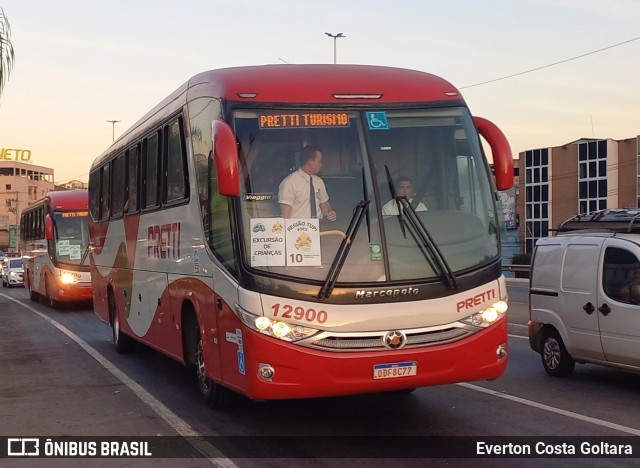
305 326 474 352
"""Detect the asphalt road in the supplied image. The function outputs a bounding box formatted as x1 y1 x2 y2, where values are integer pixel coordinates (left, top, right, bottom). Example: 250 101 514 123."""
1 281 639 467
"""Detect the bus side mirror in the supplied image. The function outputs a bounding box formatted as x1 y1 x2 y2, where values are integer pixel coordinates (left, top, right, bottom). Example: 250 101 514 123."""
44 214 54 241
211 120 240 197
473 116 514 191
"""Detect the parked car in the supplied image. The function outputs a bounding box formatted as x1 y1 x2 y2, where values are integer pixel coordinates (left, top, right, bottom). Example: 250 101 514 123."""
1 257 24 287
529 209 640 377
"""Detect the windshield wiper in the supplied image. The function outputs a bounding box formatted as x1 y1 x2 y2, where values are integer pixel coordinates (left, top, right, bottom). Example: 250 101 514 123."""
397 198 459 290
317 200 370 301
80 244 91 267
384 166 407 237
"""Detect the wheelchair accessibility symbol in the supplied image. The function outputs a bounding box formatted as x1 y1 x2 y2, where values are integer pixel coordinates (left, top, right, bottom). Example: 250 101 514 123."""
366 112 389 130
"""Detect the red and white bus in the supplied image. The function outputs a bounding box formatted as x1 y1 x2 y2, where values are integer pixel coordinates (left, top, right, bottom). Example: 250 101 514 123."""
88 65 513 407
20 190 92 308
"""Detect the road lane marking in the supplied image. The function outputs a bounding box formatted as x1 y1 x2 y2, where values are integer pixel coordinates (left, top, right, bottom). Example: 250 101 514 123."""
3 294 238 467
7 294 638 442
457 382 640 436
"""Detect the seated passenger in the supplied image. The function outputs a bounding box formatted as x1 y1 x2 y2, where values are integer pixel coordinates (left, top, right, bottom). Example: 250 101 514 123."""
382 176 427 216
616 268 640 303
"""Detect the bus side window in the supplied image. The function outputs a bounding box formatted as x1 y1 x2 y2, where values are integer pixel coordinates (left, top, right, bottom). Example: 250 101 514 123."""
207 153 235 275
126 144 140 213
143 131 160 209
111 153 126 217
100 164 110 220
165 119 188 203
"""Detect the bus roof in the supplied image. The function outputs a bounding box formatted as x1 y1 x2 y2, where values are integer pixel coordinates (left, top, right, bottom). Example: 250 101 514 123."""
189 65 462 104
95 65 465 166
24 189 88 213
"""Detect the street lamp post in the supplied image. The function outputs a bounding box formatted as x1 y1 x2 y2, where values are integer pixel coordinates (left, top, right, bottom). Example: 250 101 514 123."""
324 32 345 64
106 120 120 143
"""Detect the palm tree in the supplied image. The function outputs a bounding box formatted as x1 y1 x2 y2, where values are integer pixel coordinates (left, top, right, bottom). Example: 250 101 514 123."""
0 7 16 98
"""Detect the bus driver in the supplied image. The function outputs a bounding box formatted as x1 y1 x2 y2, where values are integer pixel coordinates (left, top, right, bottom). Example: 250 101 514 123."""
382 176 427 216
278 145 337 221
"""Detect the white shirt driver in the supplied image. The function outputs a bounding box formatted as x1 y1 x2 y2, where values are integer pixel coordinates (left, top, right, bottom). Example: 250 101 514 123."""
278 168 330 219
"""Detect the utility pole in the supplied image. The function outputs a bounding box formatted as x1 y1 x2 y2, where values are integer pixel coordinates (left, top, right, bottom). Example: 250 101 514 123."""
106 120 120 143
324 32 345 64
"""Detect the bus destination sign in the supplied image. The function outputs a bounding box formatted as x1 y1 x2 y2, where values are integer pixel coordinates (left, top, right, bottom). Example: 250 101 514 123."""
259 113 350 129
61 211 89 218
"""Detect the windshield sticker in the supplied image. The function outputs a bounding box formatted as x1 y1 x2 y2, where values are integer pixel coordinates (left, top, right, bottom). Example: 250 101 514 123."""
366 112 389 130
285 219 321 266
250 218 322 267
68 245 81 261
250 218 286 266
369 244 382 261
57 239 70 256
258 112 350 129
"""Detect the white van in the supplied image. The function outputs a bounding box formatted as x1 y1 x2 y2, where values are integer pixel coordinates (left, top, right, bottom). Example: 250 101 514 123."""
528 209 640 377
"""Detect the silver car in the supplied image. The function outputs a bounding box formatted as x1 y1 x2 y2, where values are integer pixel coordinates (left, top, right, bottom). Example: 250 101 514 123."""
1 258 24 287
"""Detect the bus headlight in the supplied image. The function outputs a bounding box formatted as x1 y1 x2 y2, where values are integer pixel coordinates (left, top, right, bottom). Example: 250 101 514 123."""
60 273 78 284
462 300 508 328
234 304 319 342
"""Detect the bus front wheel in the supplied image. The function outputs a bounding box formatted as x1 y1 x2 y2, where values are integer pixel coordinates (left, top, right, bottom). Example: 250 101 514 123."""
28 285 38 301
195 333 227 409
45 276 59 309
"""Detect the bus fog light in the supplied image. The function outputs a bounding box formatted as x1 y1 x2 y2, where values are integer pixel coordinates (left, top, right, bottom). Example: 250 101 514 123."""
258 364 275 381
496 344 507 360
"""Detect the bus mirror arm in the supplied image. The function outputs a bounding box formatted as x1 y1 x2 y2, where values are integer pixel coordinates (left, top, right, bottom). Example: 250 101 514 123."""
473 116 514 191
44 214 54 241
212 120 240 197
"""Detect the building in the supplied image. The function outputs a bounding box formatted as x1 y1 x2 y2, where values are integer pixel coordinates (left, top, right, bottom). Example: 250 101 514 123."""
0 161 55 250
517 135 640 254
61 179 88 190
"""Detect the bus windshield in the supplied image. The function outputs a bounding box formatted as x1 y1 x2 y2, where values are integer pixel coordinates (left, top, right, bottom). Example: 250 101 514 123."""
234 107 498 283
53 211 90 266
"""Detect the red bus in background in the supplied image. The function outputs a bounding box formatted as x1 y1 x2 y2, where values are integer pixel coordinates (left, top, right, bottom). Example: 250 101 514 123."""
88 65 513 408
20 189 92 308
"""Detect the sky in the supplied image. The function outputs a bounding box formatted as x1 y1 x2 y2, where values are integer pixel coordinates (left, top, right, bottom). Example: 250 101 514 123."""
0 0 639 184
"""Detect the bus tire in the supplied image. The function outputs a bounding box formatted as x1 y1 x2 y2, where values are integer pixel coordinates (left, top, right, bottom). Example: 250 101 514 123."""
109 290 133 354
195 331 227 409
27 276 38 302
45 276 59 309
541 329 575 377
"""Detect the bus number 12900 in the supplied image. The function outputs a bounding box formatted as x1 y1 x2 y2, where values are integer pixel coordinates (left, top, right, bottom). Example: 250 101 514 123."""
271 303 328 324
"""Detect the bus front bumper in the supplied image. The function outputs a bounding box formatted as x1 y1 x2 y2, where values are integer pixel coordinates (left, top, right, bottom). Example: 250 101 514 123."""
221 318 508 401
52 282 93 302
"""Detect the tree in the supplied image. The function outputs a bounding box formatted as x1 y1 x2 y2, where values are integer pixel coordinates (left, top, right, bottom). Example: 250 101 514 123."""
0 7 15 98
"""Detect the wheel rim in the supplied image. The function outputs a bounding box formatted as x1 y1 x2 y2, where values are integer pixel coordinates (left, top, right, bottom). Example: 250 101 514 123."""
112 305 120 345
196 340 211 394
543 337 561 370
46 278 54 307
